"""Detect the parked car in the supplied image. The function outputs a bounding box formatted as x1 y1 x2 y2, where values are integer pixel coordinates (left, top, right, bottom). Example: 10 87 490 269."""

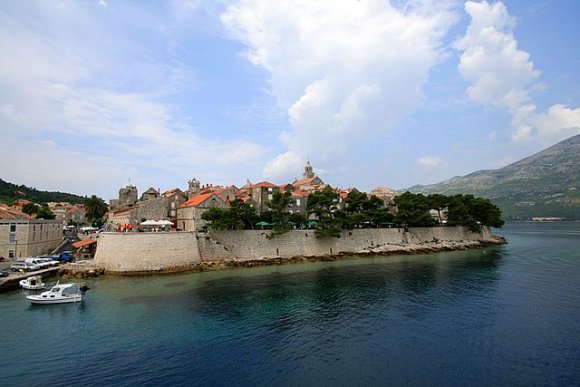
25 257 59 268
37 257 60 266
58 251 74 263
0 269 9 277
10 262 41 272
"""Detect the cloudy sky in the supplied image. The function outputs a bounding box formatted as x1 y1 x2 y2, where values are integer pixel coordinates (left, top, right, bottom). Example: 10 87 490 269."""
1 0 579 201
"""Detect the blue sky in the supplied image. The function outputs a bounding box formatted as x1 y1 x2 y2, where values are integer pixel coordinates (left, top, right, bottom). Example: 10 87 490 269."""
1 0 579 201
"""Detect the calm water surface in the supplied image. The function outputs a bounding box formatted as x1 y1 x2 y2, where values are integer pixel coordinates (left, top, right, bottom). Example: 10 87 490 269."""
1 222 579 386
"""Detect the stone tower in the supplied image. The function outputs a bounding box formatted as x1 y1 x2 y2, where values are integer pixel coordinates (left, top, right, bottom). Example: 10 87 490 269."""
118 185 138 207
187 178 201 198
303 160 315 179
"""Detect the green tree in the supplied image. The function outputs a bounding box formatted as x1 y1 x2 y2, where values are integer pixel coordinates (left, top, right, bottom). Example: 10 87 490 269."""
202 199 259 230
229 199 259 230
201 206 243 230
267 191 293 233
22 202 38 215
84 195 108 226
446 194 504 232
427 194 448 225
307 187 340 220
307 188 342 238
393 192 436 227
36 205 55 219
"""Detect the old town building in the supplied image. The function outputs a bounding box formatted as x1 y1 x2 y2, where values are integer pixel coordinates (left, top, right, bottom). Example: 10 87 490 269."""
0 219 62 259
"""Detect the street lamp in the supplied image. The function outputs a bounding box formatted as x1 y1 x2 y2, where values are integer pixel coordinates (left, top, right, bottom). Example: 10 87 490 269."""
14 239 18 261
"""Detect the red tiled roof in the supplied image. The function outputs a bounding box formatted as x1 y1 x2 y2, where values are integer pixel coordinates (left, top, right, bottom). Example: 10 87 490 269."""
252 181 277 188
291 189 310 197
292 177 317 187
72 239 97 248
214 188 231 195
180 193 223 208
0 206 31 219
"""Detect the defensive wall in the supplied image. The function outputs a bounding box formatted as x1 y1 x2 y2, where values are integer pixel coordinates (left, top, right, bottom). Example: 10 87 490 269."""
94 226 498 273
94 231 201 273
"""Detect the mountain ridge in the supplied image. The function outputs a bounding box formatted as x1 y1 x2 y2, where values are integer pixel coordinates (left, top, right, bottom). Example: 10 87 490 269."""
407 134 580 220
0 178 87 205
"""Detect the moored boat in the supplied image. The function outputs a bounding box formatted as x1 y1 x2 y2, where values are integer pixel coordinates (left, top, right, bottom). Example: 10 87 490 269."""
26 282 89 304
19 276 46 290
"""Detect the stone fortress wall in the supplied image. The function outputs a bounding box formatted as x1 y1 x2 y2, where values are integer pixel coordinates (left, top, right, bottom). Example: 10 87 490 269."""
94 231 201 273
94 226 497 273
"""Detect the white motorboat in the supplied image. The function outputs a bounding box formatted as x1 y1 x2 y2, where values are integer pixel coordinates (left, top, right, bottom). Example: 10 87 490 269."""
26 282 89 304
19 275 46 290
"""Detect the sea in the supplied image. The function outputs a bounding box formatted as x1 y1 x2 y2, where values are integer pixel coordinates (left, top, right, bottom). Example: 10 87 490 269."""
1 222 579 386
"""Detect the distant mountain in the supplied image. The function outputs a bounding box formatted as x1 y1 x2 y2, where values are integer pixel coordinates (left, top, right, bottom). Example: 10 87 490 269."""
407 134 580 220
0 179 87 205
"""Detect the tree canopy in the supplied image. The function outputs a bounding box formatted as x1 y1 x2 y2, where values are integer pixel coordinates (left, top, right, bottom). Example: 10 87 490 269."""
200 188 504 237
84 195 108 227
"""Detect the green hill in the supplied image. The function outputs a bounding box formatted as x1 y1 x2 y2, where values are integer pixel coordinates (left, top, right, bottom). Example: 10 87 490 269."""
407 134 580 220
0 179 87 205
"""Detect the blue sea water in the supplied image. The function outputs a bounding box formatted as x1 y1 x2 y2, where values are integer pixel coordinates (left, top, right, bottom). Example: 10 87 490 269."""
1 222 579 386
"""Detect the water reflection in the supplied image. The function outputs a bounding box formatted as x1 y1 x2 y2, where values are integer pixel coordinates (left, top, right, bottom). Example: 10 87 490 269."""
182 248 505 330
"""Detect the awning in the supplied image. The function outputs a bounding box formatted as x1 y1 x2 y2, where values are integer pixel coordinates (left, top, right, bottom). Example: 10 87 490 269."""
72 240 97 249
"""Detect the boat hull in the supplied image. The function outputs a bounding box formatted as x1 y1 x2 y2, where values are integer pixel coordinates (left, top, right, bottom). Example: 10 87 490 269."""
19 281 46 291
26 295 83 304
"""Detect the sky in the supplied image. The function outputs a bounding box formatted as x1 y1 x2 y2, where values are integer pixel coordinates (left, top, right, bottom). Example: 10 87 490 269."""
1 0 579 201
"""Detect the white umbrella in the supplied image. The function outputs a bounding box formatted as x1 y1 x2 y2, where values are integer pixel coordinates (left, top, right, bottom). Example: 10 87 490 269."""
140 220 160 226
157 220 174 226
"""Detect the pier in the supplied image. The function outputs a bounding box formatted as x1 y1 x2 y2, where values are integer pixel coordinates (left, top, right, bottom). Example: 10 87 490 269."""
0 267 60 292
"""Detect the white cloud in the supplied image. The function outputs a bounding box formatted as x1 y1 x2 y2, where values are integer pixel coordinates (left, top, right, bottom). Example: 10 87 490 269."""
263 151 304 182
455 1 580 146
417 156 442 167
222 0 457 181
0 1 267 198
529 104 580 145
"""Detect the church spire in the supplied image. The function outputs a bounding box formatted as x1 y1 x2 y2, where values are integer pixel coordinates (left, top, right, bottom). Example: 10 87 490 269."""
303 160 314 179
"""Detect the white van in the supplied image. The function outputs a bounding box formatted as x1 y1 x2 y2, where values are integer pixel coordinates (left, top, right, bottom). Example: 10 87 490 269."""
25 257 59 268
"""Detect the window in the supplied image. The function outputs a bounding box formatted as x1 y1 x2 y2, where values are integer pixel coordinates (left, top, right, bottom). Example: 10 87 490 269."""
268 194 273 200
9 234 16 243
296 199 301 206
10 224 16 232
268 187 272 192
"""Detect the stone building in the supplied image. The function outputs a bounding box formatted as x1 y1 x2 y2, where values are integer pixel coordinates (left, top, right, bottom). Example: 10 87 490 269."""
109 185 138 211
370 186 398 213
291 161 328 192
131 197 170 224
0 219 62 259
249 181 280 214
106 208 131 230
163 188 187 220
65 205 86 225
141 187 160 201
177 193 228 231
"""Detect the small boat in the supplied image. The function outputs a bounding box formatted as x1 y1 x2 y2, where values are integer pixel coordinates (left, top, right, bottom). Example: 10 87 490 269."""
19 275 46 290
26 282 89 305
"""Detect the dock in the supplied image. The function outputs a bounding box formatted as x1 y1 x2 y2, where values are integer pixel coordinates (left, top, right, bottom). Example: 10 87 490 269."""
0 267 60 292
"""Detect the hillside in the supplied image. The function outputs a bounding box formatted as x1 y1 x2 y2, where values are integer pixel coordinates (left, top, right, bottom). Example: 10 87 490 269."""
407 134 580 220
0 178 87 205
